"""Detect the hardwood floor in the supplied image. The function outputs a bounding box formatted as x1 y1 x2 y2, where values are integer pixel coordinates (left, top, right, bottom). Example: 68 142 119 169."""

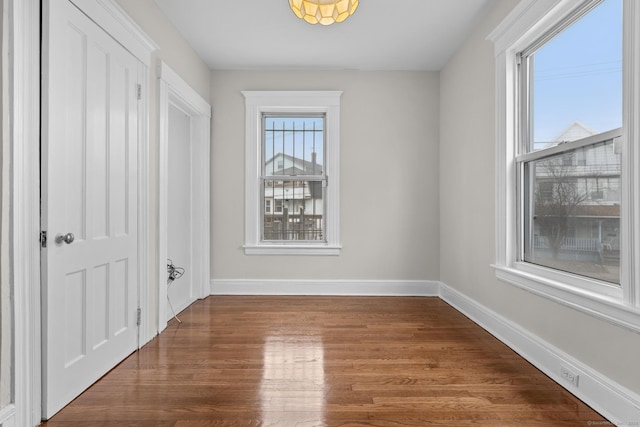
41 296 607 426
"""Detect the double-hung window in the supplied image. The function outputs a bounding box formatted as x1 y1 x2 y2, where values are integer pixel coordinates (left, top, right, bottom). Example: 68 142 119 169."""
243 91 342 255
490 0 640 329
519 0 622 291
262 115 326 242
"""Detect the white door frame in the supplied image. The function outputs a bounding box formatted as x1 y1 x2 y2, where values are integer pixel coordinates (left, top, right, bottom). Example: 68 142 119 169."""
157 61 211 333
10 0 156 425
9 0 40 425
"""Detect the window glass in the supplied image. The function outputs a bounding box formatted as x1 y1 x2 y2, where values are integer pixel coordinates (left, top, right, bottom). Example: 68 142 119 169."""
524 140 620 284
263 180 324 241
263 116 324 177
529 0 622 151
262 116 325 242
521 0 622 284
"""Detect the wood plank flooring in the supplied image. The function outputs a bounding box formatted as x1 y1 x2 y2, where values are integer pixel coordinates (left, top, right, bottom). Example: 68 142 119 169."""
41 296 607 426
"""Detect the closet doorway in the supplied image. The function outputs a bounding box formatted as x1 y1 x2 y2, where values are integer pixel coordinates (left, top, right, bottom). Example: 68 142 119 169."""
157 61 211 331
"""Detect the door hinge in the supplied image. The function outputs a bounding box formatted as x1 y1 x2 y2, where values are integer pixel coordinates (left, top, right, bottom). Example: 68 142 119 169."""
40 231 47 248
136 84 142 101
136 307 142 326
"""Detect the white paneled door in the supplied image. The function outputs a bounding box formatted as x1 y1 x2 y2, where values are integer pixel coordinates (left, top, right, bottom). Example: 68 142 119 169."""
41 0 140 418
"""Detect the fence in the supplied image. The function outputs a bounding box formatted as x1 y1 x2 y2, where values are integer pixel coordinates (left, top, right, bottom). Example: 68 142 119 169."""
533 235 600 252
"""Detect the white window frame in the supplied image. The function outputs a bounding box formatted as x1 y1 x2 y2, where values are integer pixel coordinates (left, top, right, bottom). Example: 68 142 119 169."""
242 91 342 256
488 0 640 332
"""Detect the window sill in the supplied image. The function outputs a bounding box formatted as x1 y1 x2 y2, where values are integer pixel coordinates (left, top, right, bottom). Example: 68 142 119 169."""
492 264 640 334
244 244 341 256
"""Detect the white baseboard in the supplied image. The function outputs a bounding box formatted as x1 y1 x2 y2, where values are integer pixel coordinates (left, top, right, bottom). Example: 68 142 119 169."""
439 282 640 425
210 279 440 296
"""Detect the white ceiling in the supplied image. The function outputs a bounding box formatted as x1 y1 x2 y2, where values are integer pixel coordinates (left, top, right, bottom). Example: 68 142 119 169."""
153 0 496 71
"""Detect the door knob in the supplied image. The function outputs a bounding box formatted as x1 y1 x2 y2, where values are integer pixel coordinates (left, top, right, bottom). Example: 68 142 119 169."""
55 232 75 245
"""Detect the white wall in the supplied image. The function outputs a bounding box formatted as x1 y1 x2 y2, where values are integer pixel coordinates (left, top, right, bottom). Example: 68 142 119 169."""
114 0 210 102
211 70 440 282
440 0 640 395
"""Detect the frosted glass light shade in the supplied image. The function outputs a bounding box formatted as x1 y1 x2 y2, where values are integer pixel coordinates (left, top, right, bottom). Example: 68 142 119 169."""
289 0 359 25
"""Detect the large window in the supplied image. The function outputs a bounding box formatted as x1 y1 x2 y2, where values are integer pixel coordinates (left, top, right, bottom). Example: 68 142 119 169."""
490 0 640 330
518 0 622 286
243 91 341 255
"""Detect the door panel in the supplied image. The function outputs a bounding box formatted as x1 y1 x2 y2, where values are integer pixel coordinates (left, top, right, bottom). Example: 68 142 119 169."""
42 0 139 418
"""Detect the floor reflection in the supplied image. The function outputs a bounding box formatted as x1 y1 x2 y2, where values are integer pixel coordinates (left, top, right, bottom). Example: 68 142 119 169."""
260 335 325 426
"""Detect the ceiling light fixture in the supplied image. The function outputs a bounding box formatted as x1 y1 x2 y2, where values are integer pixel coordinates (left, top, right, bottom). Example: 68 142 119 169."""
289 0 359 26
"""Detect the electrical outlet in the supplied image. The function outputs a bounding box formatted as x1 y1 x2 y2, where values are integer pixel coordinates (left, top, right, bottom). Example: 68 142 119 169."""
560 365 580 387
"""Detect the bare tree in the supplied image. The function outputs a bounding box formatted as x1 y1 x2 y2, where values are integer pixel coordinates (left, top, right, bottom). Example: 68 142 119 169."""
534 154 588 259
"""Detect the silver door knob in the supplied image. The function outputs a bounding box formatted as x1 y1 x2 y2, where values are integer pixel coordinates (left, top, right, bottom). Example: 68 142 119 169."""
55 232 75 244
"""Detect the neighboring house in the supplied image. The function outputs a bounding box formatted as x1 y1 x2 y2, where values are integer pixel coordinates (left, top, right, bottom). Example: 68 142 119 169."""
533 120 598 151
532 121 620 267
553 120 598 145
263 153 324 241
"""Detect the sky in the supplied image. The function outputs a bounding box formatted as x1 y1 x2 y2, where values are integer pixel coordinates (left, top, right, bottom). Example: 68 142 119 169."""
532 0 622 144
263 117 325 168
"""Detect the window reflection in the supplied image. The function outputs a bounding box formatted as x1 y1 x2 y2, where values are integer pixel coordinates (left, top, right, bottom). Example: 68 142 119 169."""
260 335 325 425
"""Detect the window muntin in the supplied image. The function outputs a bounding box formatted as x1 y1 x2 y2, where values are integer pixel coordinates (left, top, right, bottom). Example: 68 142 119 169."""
518 0 622 286
261 115 326 242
